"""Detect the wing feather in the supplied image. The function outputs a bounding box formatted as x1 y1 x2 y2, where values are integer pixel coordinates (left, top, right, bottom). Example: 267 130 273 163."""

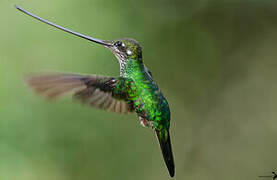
26 72 134 114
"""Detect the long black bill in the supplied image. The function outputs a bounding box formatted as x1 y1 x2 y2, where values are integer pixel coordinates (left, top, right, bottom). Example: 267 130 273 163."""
15 5 112 47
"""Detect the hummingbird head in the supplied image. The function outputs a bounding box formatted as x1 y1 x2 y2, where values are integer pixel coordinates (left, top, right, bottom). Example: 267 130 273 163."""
104 38 143 64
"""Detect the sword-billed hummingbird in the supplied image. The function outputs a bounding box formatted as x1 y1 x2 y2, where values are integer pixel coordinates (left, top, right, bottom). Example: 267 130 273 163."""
15 5 175 177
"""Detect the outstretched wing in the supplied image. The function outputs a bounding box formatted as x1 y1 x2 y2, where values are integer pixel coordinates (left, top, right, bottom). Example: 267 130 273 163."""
26 72 134 114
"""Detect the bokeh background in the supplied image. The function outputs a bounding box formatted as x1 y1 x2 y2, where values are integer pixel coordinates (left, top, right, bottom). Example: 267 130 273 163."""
1 0 277 179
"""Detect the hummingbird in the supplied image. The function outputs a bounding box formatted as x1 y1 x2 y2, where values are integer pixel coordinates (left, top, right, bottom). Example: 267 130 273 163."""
15 5 175 177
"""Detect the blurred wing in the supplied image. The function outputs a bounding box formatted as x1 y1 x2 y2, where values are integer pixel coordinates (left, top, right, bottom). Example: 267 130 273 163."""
26 73 134 114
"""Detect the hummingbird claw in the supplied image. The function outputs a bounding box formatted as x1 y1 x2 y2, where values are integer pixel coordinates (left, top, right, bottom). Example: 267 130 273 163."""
139 116 149 127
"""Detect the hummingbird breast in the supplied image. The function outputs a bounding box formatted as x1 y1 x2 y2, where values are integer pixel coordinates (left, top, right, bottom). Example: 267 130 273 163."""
122 60 170 130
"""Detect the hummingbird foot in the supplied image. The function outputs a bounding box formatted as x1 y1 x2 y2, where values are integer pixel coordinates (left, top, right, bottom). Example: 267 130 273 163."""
139 116 150 127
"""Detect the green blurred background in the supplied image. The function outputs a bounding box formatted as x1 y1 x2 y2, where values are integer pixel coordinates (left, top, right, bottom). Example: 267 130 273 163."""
1 0 277 179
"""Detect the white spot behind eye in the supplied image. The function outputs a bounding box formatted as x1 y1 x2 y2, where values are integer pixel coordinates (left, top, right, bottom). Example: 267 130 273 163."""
122 43 126 47
126 49 132 55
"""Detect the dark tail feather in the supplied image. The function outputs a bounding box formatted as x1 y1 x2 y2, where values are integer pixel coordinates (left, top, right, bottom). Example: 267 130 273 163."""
155 129 175 177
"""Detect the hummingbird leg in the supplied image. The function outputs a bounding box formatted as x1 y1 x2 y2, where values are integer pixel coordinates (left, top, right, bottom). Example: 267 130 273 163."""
139 116 150 127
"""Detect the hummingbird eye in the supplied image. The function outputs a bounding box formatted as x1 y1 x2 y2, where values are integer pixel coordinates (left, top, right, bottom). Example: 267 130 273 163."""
114 41 123 47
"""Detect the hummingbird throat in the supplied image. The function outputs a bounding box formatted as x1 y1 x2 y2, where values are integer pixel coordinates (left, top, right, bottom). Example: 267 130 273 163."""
118 58 144 78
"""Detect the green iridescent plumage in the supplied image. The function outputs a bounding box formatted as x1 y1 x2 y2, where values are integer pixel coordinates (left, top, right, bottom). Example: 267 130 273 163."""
16 6 175 177
111 40 171 129
109 39 174 176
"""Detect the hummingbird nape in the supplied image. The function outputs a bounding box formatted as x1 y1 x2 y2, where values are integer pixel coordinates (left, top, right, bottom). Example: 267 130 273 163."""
15 5 175 177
